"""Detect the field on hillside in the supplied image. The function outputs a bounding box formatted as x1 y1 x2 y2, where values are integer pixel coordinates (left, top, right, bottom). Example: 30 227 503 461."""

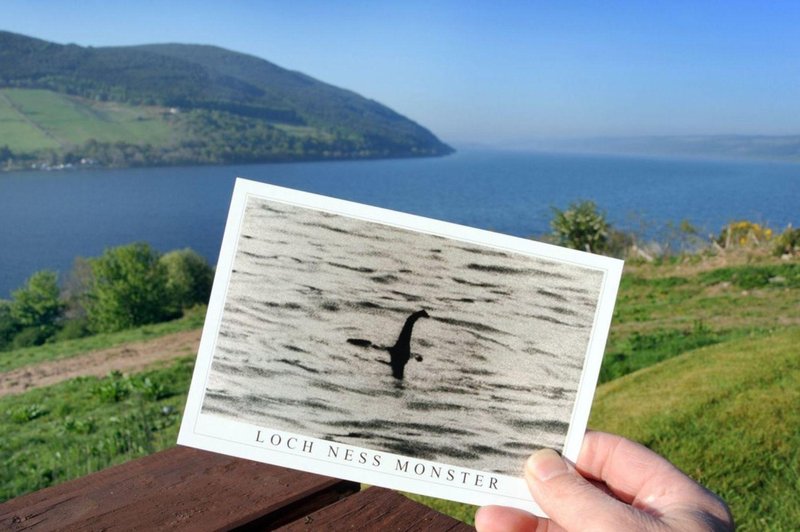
0 88 175 153
1 252 798 529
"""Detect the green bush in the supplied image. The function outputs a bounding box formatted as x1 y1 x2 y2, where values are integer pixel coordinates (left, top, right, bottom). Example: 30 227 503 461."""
92 372 131 403
5 271 65 346
52 318 91 342
160 248 214 315
0 301 17 351
10 326 51 349
132 377 168 401
10 271 64 330
550 200 610 254
92 370 178 404
84 243 171 333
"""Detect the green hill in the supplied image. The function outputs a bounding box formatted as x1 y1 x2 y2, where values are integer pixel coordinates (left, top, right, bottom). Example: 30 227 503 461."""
0 31 453 169
591 329 800 529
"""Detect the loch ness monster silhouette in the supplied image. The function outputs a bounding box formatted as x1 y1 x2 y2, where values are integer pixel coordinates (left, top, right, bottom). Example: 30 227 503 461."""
347 309 430 380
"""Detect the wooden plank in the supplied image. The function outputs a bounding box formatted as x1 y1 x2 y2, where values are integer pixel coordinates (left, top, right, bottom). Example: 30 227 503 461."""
277 487 474 531
1 446 359 531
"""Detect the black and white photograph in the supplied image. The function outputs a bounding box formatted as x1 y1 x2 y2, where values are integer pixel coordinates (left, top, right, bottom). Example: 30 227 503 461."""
180 178 622 510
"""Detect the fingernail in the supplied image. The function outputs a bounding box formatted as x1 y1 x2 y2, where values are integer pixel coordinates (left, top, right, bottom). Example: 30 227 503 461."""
526 449 568 482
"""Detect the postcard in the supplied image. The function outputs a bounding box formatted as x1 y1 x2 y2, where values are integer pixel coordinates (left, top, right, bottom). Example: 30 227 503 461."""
178 178 623 515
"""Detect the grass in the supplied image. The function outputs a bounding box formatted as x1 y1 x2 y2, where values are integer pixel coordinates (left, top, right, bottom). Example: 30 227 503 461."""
1 255 798 528
698 262 800 289
0 90 61 152
599 321 742 383
0 357 194 501
591 328 800 531
408 328 800 529
0 305 205 373
0 88 175 151
272 123 331 140
602 255 800 381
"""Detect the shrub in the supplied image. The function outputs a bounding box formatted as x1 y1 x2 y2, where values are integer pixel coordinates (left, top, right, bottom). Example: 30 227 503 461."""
606 228 636 259
773 226 800 257
132 377 169 401
716 221 773 249
93 372 131 403
10 326 51 349
10 270 64 340
160 248 214 315
550 200 610 254
52 318 91 342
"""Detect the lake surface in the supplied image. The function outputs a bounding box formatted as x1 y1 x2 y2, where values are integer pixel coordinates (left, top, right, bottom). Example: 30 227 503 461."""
1 149 798 297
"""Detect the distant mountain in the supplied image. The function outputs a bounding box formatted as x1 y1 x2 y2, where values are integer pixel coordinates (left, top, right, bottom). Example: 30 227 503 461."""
513 135 800 163
0 31 453 169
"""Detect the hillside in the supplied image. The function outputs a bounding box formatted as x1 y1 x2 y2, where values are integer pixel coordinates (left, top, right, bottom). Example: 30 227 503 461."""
591 329 800 528
0 31 453 169
2 252 798 528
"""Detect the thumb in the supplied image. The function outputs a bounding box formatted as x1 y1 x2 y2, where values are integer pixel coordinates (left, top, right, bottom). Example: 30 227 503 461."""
524 449 646 531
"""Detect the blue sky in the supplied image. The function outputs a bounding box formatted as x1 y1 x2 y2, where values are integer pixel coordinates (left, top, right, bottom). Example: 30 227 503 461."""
2 1 798 145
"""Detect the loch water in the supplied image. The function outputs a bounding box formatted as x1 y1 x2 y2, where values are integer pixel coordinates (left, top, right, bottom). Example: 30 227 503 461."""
1 149 798 296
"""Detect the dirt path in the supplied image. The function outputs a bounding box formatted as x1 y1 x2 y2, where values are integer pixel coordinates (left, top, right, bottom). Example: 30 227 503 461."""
0 329 202 397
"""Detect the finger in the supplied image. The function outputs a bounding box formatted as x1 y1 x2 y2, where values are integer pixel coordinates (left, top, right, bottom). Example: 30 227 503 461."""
475 505 550 532
578 431 733 525
576 431 681 503
525 448 652 530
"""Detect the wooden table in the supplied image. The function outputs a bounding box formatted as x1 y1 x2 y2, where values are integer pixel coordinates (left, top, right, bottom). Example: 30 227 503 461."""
0 446 474 531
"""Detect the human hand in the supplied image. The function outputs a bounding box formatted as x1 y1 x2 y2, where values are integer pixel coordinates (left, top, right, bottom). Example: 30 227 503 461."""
475 431 733 531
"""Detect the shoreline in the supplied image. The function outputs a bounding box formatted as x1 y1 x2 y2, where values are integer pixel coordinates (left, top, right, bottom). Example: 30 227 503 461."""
0 149 456 174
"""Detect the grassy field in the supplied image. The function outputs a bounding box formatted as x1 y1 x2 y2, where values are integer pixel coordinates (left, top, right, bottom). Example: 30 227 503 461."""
1 255 798 529
601 255 800 382
0 90 61 152
0 88 175 152
0 357 193 501
593 328 800 530
0 306 206 373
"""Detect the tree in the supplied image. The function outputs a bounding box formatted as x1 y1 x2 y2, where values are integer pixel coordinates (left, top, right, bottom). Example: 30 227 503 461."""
85 242 170 333
10 270 64 330
0 300 18 350
0 144 12 163
160 248 214 315
550 200 610 254
8 270 64 347
62 257 94 320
